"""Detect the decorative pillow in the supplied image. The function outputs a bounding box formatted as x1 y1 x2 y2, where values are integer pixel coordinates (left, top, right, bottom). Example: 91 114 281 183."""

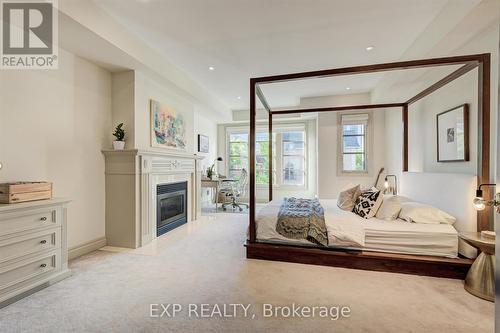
399 202 456 225
352 189 383 219
337 184 361 211
375 195 411 221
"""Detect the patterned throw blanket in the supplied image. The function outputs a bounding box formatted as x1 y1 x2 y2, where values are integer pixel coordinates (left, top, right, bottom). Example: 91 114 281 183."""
276 198 328 247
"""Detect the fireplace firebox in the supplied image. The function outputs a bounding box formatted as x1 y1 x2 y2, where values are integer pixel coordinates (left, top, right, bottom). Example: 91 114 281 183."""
156 182 187 236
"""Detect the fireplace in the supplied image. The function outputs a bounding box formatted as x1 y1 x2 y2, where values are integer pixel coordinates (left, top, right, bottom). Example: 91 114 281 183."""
156 181 188 236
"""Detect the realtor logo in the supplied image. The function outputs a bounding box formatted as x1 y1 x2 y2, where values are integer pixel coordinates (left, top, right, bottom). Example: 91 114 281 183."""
1 0 58 69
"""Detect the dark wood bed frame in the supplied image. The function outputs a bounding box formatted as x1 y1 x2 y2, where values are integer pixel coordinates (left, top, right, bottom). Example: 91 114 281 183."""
247 53 492 279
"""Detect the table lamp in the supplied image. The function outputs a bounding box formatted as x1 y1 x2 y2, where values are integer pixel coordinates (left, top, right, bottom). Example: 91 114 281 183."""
473 183 500 213
384 175 398 195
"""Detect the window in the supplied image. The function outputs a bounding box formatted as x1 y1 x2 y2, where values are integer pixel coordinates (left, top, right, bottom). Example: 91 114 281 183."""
340 114 368 173
228 131 275 185
282 131 305 185
226 126 306 187
255 132 274 185
228 132 248 180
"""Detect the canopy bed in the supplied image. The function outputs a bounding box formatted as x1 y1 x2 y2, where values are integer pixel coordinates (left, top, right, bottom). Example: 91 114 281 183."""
245 53 492 279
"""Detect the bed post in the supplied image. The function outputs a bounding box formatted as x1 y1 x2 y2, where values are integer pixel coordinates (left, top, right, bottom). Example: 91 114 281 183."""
402 104 408 172
477 53 491 231
268 112 273 202
249 79 257 243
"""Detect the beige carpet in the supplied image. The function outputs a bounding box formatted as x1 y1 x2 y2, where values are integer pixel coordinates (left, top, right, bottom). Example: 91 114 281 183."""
0 213 494 332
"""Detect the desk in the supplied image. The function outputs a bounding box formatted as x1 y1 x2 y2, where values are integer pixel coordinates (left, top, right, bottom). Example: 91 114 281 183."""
459 232 495 301
201 178 236 211
201 179 220 211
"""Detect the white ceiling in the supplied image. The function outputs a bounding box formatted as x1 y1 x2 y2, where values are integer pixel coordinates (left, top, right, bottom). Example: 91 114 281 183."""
94 0 474 110
260 73 385 108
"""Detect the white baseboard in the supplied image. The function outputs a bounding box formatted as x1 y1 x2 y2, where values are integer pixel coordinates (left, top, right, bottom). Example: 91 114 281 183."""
69 236 107 260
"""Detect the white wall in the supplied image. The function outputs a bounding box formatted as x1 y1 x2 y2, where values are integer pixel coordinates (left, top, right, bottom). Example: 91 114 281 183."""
383 108 403 179
193 108 218 170
381 21 498 183
110 70 221 167
111 71 135 149
134 71 196 153
0 49 112 249
409 71 478 174
300 93 371 108
317 109 386 198
383 71 480 177
302 93 387 197
195 110 219 205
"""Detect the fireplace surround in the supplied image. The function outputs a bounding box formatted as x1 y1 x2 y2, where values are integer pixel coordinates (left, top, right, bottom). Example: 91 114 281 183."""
103 149 203 248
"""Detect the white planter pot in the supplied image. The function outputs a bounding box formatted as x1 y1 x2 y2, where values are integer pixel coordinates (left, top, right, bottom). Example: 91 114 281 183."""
113 141 125 150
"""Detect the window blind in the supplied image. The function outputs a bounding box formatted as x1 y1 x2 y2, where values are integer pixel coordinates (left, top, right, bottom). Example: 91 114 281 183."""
341 114 369 125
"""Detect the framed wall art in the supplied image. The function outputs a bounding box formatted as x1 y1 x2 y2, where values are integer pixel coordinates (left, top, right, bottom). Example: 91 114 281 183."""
198 134 209 153
150 99 187 150
436 104 469 162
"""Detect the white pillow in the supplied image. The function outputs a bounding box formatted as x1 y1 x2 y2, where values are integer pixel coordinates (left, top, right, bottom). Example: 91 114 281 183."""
375 195 411 221
337 184 361 211
399 202 456 225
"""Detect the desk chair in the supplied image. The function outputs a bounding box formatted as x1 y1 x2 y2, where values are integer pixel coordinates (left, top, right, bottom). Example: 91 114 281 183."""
219 169 249 212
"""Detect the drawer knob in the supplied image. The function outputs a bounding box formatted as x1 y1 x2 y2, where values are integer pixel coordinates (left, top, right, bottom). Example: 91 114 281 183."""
40 217 47 221
40 240 47 244
40 264 47 268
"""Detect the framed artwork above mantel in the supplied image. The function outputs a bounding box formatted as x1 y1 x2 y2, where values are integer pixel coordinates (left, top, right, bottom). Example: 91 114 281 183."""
150 99 187 150
436 104 469 162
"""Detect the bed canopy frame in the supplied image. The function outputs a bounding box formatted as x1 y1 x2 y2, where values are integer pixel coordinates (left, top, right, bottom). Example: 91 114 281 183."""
246 53 491 279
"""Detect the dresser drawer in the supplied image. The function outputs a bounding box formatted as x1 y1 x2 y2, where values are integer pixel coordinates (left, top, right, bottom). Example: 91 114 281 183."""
0 228 61 264
0 207 59 237
0 251 60 292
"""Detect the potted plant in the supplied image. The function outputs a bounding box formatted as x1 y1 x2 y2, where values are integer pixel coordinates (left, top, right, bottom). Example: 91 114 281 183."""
112 123 125 150
206 157 223 180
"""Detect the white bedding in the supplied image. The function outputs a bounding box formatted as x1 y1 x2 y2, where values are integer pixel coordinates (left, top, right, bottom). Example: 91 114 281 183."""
256 199 458 258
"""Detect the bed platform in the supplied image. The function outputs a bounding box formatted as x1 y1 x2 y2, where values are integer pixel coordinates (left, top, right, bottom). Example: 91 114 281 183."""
245 242 473 279
246 53 492 279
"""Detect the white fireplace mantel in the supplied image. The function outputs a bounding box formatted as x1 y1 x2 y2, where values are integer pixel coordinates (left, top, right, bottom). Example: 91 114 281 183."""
102 149 204 248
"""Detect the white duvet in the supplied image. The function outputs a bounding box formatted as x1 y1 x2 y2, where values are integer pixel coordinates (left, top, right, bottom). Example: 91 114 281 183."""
256 199 366 247
255 199 459 258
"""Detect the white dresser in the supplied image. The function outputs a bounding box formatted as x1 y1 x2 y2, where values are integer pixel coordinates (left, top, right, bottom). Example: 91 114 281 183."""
0 198 71 307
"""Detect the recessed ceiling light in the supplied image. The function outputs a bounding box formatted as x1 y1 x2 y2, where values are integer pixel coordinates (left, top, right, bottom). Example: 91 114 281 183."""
366 46 374 51
208 66 215 71
346 87 351 90
237 96 241 100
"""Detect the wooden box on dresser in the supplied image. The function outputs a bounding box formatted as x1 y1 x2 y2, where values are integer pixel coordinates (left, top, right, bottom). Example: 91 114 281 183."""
0 198 71 307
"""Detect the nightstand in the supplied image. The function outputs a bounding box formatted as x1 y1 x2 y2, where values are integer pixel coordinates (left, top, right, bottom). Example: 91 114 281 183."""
459 232 495 301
